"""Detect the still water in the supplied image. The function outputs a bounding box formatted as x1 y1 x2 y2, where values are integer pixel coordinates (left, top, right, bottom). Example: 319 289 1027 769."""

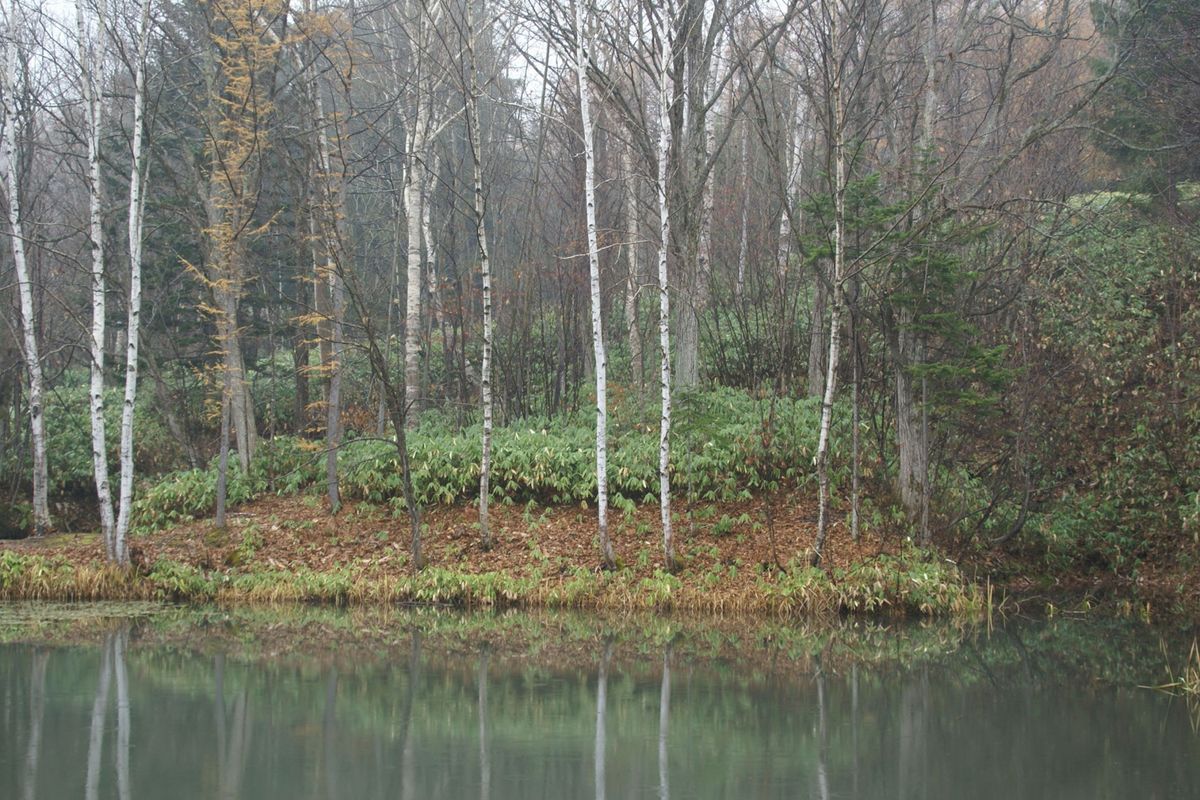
0 605 1197 799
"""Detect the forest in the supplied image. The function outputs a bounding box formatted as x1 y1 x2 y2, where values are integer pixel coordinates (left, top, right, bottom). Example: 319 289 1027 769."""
0 0 1195 610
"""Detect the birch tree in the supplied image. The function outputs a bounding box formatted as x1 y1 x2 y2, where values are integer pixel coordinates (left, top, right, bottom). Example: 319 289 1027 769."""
78 0 152 564
0 4 49 536
78 0 115 553
463 0 495 549
810 0 844 567
656 1 675 571
621 144 641 391
398 0 454 425
112 0 152 565
576 0 614 568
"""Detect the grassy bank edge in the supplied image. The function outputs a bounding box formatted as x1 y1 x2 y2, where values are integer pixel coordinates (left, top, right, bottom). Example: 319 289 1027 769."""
0 548 981 619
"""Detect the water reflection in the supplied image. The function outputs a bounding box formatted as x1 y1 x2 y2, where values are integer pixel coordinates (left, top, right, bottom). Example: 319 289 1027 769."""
400 632 421 800
479 646 490 800
815 662 829 800
21 649 46 800
594 639 611 800
115 629 130 800
658 642 671 800
85 640 111 800
1 612 1199 799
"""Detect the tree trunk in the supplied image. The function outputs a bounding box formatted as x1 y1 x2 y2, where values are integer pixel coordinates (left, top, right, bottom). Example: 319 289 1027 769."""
735 119 750 302
576 0 614 569
657 8 675 571
78 0 115 555
216 294 257 472
465 0 494 550
892 318 928 531
806 265 829 398
622 146 642 391
403 134 425 427
812 0 845 567
215 364 232 529
0 35 50 536
113 0 151 565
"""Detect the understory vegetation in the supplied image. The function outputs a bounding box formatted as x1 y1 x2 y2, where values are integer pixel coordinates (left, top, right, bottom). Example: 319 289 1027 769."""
127 388 831 531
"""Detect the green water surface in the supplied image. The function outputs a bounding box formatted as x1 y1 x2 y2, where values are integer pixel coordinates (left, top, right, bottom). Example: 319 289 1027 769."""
0 605 1197 799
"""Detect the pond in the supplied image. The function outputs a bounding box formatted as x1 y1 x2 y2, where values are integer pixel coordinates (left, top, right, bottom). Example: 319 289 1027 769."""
0 604 1197 799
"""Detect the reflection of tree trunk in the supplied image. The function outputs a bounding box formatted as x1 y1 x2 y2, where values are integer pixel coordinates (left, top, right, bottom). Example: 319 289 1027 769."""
851 664 859 800
86 637 114 800
658 643 671 800
215 653 250 800
214 654 227 789
594 640 612 800
898 668 928 800
400 633 422 800
478 647 490 800
220 689 250 800
815 667 829 800
323 668 339 800
115 629 131 800
22 649 48 800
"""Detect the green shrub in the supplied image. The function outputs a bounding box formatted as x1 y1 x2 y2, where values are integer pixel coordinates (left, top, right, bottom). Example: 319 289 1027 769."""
133 388 832 526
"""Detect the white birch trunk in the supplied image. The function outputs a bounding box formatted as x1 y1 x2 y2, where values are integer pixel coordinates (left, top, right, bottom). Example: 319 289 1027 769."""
113 0 151 563
576 0 614 568
777 88 806 280
657 7 675 571
735 118 749 301
423 152 440 332
812 1 844 566
621 146 641 391
465 0 493 549
0 27 51 536
402 141 424 426
78 0 115 556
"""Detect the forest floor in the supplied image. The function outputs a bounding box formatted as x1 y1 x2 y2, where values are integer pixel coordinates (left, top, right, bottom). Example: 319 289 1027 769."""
3 490 1196 620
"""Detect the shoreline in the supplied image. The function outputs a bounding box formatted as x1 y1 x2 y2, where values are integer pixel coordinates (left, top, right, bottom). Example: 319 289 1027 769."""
1 491 981 618
2 491 1195 621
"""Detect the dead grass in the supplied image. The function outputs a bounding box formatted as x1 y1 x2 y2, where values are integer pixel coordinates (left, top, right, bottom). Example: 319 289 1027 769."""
0 490 979 618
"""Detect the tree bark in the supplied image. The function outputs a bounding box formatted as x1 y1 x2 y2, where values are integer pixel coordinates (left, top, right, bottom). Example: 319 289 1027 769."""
0 31 50 536
576 0 614 569
657 7 675 571
622 145 642 391
812 0 845 567
78 0 116 556
806 265 829 398
113 0 152 565
402 142 424 426
464 0 494 550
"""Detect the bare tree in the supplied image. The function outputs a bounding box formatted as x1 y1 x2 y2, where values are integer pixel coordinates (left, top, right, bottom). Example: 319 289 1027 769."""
0 1 50 535
576 0 614 568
